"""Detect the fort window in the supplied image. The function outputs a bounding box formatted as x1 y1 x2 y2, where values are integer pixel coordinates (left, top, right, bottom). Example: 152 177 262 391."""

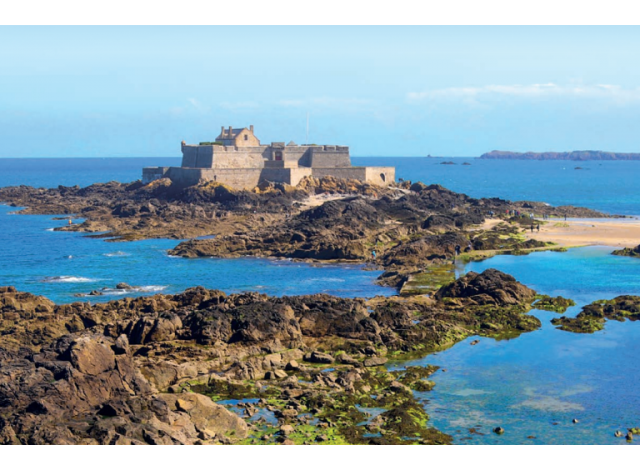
244 135 248 141
275 151 283 161
380 173 386 182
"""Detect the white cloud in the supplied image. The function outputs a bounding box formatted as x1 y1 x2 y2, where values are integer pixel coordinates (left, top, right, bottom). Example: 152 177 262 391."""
407 83 640 104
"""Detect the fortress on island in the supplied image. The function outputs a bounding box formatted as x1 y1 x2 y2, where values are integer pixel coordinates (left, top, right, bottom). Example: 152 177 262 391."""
142 125 395 189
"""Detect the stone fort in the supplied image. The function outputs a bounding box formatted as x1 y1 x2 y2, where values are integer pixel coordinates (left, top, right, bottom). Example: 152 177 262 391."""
142 125 395 189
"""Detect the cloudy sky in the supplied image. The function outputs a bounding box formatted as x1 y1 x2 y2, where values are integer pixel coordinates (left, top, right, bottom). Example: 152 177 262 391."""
2 26 640 157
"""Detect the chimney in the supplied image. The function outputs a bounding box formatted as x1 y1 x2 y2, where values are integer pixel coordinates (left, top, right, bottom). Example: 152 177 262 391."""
250 125 254 133
221 126 224 136
229 126 233 136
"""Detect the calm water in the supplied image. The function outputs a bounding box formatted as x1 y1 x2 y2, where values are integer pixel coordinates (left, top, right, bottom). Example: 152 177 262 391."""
1 157 640 444
1 156 639 215
0 204 392 304
393 247 640 445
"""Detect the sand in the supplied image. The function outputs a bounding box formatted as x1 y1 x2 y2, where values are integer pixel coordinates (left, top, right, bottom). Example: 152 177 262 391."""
522 218 640 248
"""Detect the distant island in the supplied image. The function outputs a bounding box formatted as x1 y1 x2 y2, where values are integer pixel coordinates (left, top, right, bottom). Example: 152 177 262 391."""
480 150 640 161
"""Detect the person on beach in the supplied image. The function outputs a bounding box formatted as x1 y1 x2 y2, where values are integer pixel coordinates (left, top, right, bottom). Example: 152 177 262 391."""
371 250 376 261
531 224 534 233
454 244 461 257
536 224 540 232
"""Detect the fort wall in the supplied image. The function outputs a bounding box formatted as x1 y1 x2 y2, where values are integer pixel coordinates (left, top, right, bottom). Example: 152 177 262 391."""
144 128 395 189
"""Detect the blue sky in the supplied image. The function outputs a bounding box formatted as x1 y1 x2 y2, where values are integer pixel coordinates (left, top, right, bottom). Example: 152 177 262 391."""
2 26 640 157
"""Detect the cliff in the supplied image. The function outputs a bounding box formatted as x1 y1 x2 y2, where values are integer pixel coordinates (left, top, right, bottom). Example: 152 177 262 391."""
480 150 640 161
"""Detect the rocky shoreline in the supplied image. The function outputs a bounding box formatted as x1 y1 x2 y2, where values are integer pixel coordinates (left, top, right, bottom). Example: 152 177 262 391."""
0 176 628 445
0 177 607 296
1 269 543 445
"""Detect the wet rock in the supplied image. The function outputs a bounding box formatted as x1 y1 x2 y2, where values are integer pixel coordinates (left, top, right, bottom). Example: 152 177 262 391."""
363 357 388 367
493 427 505 435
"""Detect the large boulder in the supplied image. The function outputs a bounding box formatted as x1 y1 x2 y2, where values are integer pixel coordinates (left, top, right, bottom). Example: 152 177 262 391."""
435 269 536 306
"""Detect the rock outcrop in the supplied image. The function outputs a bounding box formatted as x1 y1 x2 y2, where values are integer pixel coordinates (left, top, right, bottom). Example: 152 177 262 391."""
0 270 542 444
612 245 640 258
551 295 640 333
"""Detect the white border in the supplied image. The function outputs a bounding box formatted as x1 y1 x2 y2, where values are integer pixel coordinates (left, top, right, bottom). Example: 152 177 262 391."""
2 0 640 26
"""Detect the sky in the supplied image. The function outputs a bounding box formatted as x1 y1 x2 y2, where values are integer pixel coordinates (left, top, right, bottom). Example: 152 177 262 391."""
2 26 640 157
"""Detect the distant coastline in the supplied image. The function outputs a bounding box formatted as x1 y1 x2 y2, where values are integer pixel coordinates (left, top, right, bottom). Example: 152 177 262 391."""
480 150 640 161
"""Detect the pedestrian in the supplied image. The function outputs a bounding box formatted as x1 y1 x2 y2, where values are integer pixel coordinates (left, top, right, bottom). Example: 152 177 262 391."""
371 250 376 260
455 244 461 256
531 224 534 233
536 224 540 232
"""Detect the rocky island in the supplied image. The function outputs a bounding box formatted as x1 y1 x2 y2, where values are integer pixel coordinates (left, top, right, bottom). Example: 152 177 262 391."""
0 170 629 445
480 150 640 161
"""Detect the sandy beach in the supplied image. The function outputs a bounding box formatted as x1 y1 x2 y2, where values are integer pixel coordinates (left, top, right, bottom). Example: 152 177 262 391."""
521 217 640 248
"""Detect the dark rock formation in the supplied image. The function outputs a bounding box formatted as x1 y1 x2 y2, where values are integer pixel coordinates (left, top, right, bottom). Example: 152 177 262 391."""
612 245 640 258
552 296 640 333
0 270 542 444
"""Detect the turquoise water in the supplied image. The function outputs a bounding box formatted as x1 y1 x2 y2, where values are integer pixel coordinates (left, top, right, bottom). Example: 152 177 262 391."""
1 157 640 444
0 205 392 304
394 247 640 445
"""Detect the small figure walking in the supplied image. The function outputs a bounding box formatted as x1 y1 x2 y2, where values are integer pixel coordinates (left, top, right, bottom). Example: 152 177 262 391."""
371 250 376 261
455 244 461 256
536 224 540 232
530 224 534 233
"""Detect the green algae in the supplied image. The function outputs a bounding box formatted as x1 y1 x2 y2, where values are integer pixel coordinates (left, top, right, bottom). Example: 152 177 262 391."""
533 295 576 313
399 265 455 296
552 295 640 333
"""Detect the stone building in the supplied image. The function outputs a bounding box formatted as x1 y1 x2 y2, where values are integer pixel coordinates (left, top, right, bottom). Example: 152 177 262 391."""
142 125 395 189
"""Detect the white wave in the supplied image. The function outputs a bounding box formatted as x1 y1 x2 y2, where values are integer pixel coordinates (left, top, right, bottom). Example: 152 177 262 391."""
42 276 97 283
302 277 346 283
100 285 168 295
45 228 55 232
103 251 130 257
137 285 168 292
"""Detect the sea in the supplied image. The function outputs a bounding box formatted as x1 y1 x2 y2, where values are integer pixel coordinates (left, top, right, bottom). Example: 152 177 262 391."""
1 156 639 445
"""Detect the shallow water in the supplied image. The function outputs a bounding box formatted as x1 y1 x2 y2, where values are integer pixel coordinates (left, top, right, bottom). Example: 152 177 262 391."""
393 247 640 445
0 205 393 304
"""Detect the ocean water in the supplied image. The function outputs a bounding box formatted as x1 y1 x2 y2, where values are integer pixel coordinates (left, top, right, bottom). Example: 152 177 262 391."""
1 156 639 215
0 204 392 304
393 247 640 445
357 157 640 216
1 157 640 445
